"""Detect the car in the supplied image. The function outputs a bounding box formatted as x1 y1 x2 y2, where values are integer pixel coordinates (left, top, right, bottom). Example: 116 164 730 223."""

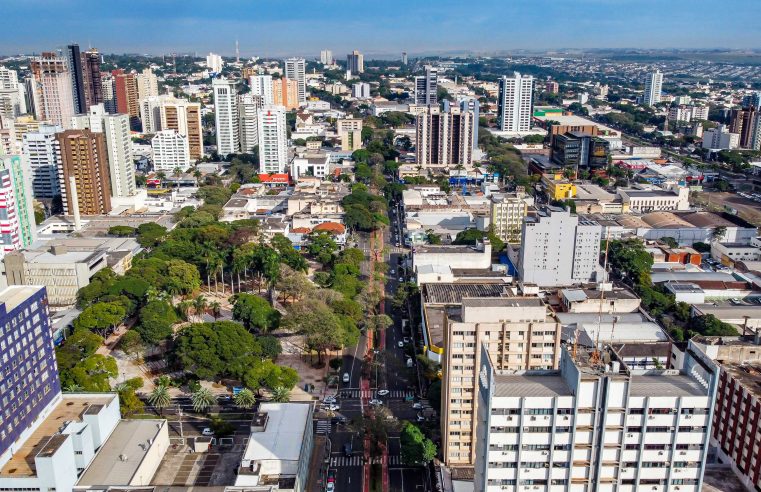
412 402 423 409
390 269 395 275
398 277 404 282
323 396 337 404
331 416 348 425
403 337 410 344
343 442 352 457
342 372 350 383
327 482 335 492
202 428 214 436
398 340 404 347
323 403 340 412
416 413 425 422
369 399 383 406
327 470 336 482
377 389 390 396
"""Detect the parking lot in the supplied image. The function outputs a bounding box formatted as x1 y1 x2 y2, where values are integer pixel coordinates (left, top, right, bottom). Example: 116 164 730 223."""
151 438 244 486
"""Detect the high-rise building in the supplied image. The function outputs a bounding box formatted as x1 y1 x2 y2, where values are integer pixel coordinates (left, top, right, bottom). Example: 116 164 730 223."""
643 70 664 106
0 285 60 464
206 52 224 73
415 106 475 168
729 106 761 150
545 80 559 94
497 72 534 132
0 155 36 254
460 98 480 150
284 58 306 104
0 115 16 155
65 44 86 114
139 95 163 134
347 50 364 74
250 75 274 105
702 124 739 150
474 344 716 492
489 193 528 243
22 124 63 199
238 93 263 154
337 118 363 151
100 72 116 114
272 78 300 110
742 91 761 111
351 82 371 99
160 98 203 161
55 129 112 215
151 130 190 172
518 206 601 287
414 65 438 106
320 50 333 65
441 297 561 466
30 52 75 128
257 105 288 174
70 104 135 198
212 78 240 156
81 48 103 110
401 52 408 65
0 66 26 119
136 67 159 101
112 69 140 129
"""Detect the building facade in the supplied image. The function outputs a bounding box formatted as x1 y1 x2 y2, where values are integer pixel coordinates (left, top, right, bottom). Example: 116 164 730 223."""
0 155 36 254
250 75 274 105
351 82 371 99
272 77 300 110
55 129 112 215
30 53 75 128
643 70 664 106
151 130 190 173
212 78 240 156
284 58 306 104
238 93 263 154
136 68 159 102
257 105 288 174
490 193 528 243
320 50 333 65
415 65 438 106
205 52 223 73
498 73 534 132
518 206 601 287
415 106 475 168
22 124 63 199
337 118 362 151
112 70 139 129
347 50 364 74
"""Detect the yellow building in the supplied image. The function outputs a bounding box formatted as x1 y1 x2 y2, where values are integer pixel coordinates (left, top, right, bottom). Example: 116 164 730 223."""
543 173 577 200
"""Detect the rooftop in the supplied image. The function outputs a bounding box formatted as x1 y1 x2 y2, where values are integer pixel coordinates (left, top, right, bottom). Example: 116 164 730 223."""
722 362 761 399
241 403 311 463
629 375 707 397
492 374 572 398
0 395 116 477
0 286 44 312
422 283 510 304
77 420 166 486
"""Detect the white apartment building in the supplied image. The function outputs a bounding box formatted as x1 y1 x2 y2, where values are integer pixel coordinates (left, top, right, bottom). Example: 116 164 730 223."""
518 206 601 287
139 95 163 133
70 104 136 198
290 152 331 181
320 50 333 65
212 78 240 156
31 54 75 128
257 105 288 174
337 118 362 151
250 75 274 105
285 58 306 104
22 124 63 199
691 106 709 121
415 65 438 106
442 297 561 466
136 67 159 101
352 82 371 99
239 93 263 154
140 95 202 161
644 70 664 107
151 130 190 172
206 52 223 73
474 344 717 492
0 66 27 119
490 193 528 243
497 73 534 132
618 186 690 212
668 106 692 123
702 125 740 150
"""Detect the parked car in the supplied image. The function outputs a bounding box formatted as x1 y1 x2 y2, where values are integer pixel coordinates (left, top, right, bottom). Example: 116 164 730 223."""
403 337 410 344
398 340 404 347
377 389 390 396
416 413 425 422
342 372 350 383
412 402 423 409
323 396 337 404
202 428 214 436
369 399 383 406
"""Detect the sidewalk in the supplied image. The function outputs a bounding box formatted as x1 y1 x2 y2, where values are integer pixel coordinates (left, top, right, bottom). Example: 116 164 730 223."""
307 435 328 492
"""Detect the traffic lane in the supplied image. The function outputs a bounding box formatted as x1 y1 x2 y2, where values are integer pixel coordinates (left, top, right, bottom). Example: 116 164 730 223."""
335 465 362 492
389 468 426 492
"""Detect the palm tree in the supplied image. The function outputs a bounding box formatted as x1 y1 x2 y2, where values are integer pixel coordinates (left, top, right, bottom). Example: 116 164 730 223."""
173 166 183 189
233 388 256 410
148 384 171 416
64 383 84 392
191 387 217 413
209 301 222 320
177 300 193 321
270 386 290 403
193 295 208 322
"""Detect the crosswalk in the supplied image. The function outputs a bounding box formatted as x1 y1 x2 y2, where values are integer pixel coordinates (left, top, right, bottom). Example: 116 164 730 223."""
315 420 331 435
330 455 404 467
338 389 414 399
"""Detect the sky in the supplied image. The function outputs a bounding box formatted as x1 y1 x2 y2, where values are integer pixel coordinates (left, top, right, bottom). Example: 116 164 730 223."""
2 0 761 57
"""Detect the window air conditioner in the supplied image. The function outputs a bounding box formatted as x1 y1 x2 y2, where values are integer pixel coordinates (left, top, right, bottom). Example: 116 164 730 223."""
679 451 686 455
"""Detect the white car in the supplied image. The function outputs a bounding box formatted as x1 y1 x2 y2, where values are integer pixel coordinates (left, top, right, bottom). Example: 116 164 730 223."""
327 482 335 492
403 337 410 344
202 428 214 436
369 399 383 406
323 403 340 412
398 277 404 282
412 402 423 409
416 413 425 422
342 373 350 383
323 396 337 404
398 340 404 347
377 389 390 396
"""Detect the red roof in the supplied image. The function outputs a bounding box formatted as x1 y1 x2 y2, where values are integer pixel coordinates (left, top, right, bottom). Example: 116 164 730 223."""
313 222 346 234
292 227 311 234
258 173 290 183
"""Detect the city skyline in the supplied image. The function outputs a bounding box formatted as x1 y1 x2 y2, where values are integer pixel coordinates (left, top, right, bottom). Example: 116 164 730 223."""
2 0 761 56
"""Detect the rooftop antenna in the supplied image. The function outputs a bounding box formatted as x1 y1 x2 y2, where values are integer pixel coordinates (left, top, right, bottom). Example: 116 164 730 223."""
590 227 612 367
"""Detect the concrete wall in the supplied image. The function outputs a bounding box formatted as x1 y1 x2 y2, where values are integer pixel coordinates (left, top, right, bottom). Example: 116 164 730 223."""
129 420 169 486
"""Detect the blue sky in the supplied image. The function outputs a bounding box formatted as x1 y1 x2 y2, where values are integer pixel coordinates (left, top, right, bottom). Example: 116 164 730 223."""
2 0 761 57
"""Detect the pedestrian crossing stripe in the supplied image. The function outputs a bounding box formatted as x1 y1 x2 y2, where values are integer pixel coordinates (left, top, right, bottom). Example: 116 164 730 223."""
329 455 403 467
315 420 331 435
338 390 414 399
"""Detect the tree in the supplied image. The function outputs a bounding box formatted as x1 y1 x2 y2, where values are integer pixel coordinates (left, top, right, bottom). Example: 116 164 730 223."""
232 293 281 332
233 388 256 410
117 379 145 417
148 384 171 415
427 380 442 414
108 225 136 237
193 295 208 321
607 239 654 285
275 265 314 303
710 226 727 242
136 223 167 248
282 298 359 364
135 300 178 344
209 301 222 320
259 335 283 360
270 386 290 403
689 314 738 336
660 237 679 248
166 259 202 295
307 231 339 265
73 302 126 338
191 387 217 413
119 330 144 361
400 421 437 465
